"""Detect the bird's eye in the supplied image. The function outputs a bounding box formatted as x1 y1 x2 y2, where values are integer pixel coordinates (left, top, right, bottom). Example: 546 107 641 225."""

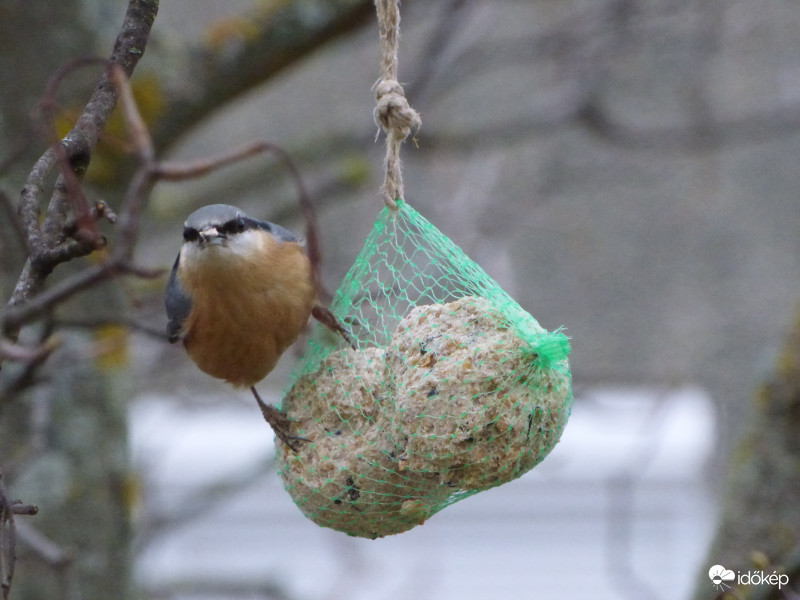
183 227 199 242
220 217 246 235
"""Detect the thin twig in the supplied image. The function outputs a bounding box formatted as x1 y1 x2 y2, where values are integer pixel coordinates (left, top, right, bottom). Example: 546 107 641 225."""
56 316 166 340
5 0 158 319
0 320 56 400
0 472 19 600
3 265 106 333
156 140 326 299
2 259 162 335
3 73 316 336
109 63 154 164
0 339 58 364
152 0 374 151
0 0 330 424
154 142 286 181
13 519 72 569
34 58 111 247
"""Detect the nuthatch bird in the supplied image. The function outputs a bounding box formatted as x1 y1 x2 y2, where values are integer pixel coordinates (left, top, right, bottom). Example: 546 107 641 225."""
166 203 316 449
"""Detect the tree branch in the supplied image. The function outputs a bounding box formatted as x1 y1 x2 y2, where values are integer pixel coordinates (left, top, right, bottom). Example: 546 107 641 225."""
2 69 320 337
694 304 800 599
0 470 38 600
151 0 374 151
6 0 159 324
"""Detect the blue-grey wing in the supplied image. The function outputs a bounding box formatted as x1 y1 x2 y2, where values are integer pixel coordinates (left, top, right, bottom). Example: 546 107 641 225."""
165 253 192 343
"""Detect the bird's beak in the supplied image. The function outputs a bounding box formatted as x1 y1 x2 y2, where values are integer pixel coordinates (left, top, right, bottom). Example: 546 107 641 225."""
199 226 226 246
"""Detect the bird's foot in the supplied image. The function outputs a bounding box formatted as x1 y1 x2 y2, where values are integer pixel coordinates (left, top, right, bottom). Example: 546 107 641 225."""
312 305 357 350
251 387 309 452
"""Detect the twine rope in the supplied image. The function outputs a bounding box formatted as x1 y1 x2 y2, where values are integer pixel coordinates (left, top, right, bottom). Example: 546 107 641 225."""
374 0 421 210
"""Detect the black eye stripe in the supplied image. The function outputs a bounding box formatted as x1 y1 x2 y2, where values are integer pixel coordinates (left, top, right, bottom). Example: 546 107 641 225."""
184 215 252 242
183 226 199 242
218 217 246 235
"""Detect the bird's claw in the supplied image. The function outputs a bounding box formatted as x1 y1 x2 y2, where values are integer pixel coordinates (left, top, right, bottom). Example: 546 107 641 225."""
312 305 357 350
251 387 309 453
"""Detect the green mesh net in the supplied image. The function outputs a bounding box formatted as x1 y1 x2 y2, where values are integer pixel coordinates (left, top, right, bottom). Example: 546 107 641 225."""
276 200 572 538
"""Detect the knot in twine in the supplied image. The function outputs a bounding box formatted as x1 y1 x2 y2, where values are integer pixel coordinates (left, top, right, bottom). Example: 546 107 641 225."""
374 78 421 210
374 79 421 141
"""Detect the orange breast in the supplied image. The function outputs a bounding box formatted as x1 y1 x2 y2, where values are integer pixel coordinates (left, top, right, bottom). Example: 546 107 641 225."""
178 237 315 388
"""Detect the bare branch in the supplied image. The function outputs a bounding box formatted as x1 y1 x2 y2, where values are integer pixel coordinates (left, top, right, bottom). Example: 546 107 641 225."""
3 69 315 341
155 140 326 298
6 0 158 320
9 505 38 518
152 0 374 151
3 265 109 333
0 470 38 600
153 141 285 181
5 0 370 345
0 475 15 600
56 317 166 340
0 339 58 365
89 200 118 225
0 321 56 399
33 58 111 251
13 519 72 569
109 63 154 163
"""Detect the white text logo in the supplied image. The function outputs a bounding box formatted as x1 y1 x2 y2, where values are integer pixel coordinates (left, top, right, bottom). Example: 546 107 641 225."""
708 564 789 592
